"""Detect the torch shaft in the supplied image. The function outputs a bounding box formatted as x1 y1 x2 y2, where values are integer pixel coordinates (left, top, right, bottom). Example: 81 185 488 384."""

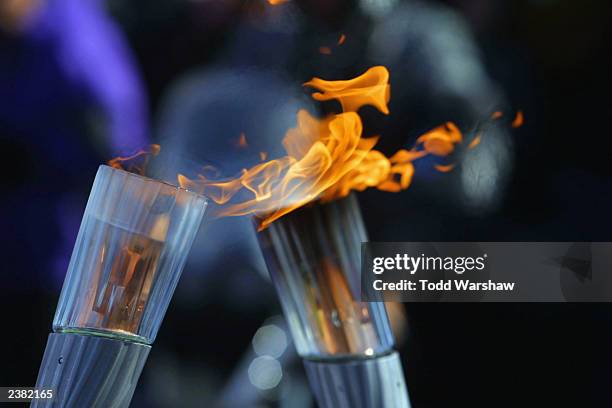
33 333 150 408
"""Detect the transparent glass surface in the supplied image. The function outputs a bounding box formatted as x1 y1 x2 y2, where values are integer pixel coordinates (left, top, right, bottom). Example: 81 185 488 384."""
53 165 207 344
257 194 394 359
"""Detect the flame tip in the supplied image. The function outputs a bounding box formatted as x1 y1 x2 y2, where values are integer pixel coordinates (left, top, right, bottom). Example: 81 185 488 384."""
107 144 161 176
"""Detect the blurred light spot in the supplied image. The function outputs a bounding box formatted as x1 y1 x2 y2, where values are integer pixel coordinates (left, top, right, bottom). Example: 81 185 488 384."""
248 356 283 390
252 324 288 358
330 310 341 327
365 347 374 356
360 0 398 18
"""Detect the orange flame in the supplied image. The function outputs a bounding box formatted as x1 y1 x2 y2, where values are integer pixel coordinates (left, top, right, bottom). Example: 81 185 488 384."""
319 34 347 55
178 66 464 230
468 133 482 149
305 66 390 114
433 164 455 173
319 46 332 55
512 110 524 128
108 144 160 175
267 0 289 5
237 132 248 148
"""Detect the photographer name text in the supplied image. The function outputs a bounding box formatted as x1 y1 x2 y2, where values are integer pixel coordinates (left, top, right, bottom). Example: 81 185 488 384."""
372 279 515 292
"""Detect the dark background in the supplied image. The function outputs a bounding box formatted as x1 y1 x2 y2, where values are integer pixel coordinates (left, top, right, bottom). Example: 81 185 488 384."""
1 0 611 406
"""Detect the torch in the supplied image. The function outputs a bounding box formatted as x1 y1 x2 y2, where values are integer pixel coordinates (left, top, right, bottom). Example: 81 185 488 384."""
33 165 207 407
256 194 410 408
173 65 471 407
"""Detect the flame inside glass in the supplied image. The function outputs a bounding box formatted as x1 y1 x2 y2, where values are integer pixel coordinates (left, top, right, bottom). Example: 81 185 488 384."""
53 165 207 344
256 194 394 359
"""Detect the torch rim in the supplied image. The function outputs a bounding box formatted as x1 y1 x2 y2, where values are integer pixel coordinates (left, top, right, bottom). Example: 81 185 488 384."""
99 164 209 201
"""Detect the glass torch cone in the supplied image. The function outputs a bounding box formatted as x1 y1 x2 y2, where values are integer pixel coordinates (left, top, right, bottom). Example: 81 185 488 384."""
34 165 206 407
256 194 394 359
256 195 409 408
53 165 207 344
